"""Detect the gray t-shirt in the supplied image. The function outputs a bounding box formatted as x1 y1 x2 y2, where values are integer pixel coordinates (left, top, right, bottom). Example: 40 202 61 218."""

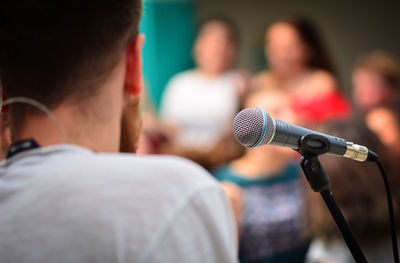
0 145 237 263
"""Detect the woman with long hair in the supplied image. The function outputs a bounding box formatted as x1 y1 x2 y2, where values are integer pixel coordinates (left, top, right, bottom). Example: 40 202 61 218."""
254 16 350 125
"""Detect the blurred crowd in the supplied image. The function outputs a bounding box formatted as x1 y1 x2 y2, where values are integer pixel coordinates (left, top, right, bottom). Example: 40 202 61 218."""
2 14 400 263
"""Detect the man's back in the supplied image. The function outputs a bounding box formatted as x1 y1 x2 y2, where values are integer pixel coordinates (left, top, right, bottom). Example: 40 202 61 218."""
0 145 237 263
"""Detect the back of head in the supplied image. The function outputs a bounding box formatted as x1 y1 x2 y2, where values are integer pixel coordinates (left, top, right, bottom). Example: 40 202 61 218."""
0 0 142 124
309 119 394 243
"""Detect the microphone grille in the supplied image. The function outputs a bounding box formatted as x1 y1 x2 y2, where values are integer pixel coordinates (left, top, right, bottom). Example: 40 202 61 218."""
233 107 274 147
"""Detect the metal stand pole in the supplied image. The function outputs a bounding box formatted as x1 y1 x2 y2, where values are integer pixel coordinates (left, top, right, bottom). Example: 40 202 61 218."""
299 134 367 263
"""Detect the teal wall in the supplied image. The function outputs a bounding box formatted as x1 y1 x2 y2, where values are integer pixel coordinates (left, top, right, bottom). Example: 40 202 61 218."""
140 0 196 110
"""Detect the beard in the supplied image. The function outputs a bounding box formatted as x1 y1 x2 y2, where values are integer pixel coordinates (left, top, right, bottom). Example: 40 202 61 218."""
119 95 142 153
0 114 11 160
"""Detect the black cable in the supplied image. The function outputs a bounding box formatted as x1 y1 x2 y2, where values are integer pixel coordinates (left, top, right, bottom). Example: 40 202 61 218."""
370 152 399 263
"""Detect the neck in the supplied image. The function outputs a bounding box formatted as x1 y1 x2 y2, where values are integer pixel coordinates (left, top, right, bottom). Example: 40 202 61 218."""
197 68 228 78
232 148 293 178
14 101 121 152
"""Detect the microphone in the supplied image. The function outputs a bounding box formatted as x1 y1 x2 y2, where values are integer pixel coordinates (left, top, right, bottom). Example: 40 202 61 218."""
233 107 374 162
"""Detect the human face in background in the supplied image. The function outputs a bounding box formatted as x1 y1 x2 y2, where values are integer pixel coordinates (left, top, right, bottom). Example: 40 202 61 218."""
194 22 237 76
266 23 309 79
366 107 400 153
352 68 392 112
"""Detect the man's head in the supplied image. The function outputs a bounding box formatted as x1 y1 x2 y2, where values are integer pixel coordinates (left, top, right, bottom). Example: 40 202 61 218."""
0 0 143 151
352 51 400 112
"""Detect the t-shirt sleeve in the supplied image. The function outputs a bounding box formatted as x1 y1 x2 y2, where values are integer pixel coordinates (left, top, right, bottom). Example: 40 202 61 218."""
141 185 238 263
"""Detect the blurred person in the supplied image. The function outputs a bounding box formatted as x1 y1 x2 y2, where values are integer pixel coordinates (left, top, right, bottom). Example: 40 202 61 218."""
254 16 350 125
213 88 310 263
160 16 248 170
306 120 398 263
352 51 400 113
365 103 400 204
352 52 400 210
366 103 400 155
135 87 167 155
0 1 237 263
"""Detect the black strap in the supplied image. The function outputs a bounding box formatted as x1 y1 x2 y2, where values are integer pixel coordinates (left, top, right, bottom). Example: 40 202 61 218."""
6 139 41 159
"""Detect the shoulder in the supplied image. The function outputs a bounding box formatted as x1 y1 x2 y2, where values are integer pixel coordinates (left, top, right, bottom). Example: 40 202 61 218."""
22 148 220 201
161 70 198 105
40 151 228 230
89 153 220 192
139 159 237 262
251 71 276 90
165 70 198 89
307 70 338 94
223 69 248 80
1 147 235 262
293 70 338 103
219 181 243 210
310 70 336 83
223 69 251 95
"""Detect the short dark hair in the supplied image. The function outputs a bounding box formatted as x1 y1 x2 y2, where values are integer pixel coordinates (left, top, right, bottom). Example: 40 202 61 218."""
0 0 142 112
197 15 240 47
354 50 400 90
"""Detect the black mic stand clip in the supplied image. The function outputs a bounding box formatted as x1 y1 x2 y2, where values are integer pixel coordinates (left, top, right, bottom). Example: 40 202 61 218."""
297 134 368 263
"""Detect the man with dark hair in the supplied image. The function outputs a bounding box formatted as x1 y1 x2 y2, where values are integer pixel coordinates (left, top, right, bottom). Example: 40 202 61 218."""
352 51 400 112
0 1 237 262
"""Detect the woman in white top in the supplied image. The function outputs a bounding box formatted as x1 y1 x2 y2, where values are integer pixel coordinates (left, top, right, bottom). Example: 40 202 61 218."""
160 16 248 169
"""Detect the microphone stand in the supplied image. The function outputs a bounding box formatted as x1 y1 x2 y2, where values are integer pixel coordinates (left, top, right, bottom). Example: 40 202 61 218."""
298 134 368 263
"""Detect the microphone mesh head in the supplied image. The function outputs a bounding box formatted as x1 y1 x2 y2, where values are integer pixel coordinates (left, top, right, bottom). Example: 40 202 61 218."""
233 107 275 147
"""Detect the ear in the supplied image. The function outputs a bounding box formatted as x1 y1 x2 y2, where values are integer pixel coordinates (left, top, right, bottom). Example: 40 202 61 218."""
124 34 145 97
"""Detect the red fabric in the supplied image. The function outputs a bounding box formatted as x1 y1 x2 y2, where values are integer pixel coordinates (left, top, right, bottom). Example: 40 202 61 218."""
292 91 351 123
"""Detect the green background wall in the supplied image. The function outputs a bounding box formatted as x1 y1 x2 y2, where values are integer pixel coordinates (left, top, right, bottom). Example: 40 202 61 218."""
140 0 196 110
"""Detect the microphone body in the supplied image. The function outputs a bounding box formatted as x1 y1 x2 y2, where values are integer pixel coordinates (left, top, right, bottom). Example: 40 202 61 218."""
233 108 370 162
273 118 346 155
